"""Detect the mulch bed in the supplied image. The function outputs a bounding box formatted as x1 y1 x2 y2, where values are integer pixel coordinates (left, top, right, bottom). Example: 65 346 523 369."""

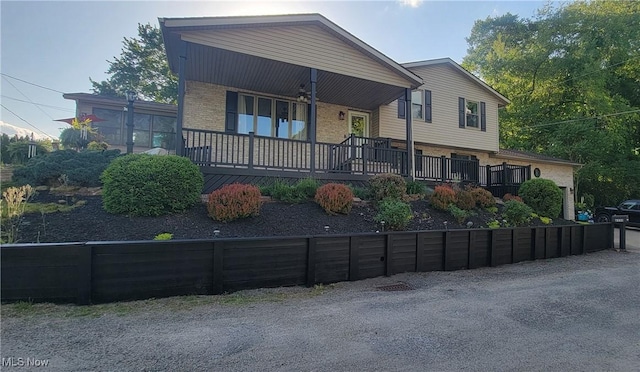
16 192 576 244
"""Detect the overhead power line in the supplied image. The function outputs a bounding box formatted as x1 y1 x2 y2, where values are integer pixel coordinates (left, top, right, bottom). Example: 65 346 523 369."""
0 73 65 94
1 95 75 112
0 103 56 139
2 76 56 121
525 109 640 129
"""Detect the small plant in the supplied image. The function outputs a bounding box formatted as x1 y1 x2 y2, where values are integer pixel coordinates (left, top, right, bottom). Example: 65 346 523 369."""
375 198 413 230
518 178 563 218
430 184 456 211
269 179 306 203
485 206 498 214
486 219 501 229
315 183 354 215
369 173 406 202
153 233 173 240
349 185 370 200
539 216 552 225
1 184 36 243
207 183 262 222
448 204 470 224
503 193 523 203
469 186 496 208
503 200 533 226
455 189 475 210
294 178 319 198
406 180 427 195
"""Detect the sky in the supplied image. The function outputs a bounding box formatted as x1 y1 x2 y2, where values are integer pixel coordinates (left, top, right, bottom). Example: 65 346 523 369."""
0 0 551 140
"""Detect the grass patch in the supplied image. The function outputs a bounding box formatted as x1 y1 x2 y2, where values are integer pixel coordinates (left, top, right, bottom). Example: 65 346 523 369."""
2 284 335 318
1 200 86 219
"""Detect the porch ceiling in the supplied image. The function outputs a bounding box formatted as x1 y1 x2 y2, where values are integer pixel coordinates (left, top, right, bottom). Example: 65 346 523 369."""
186 43 406 111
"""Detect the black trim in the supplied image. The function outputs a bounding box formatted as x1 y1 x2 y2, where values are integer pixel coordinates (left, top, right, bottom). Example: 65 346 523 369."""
458 97 465 128
225 91 238 133
480 101 486 132
425 90 432 122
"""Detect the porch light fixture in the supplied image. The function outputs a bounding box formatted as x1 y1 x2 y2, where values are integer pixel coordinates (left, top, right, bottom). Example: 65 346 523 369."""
297 84 309 103
339 111 345 120
125 90 137 154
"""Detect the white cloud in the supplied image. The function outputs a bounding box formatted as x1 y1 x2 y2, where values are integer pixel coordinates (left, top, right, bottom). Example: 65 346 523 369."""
398 0 424 8
0 121 53 140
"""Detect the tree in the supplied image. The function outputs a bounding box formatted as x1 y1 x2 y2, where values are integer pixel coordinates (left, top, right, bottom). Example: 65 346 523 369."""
90 23 177 103
463 1 640 206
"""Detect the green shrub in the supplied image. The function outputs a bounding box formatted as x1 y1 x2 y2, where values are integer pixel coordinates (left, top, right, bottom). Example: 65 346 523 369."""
448 204 470 224
153 233 173 240
487 220 501 229
539 216 552 225
469 186 496 208
406 180 427 195
101 154 203 216
268 179 306 203
12 149 120 187
430 184 456 211
375 198 413 230
349 185 370 200
294 178 319 198
503 200 533 226
315 183 354 215
455 189 476 210
518 178 563 218
485 206 498 214
369 173 406 202
207 183 262 222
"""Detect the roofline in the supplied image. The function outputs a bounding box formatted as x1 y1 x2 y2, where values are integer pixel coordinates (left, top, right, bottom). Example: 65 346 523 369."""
490 151 582 167
159 13 423 88
63 93 177 114
402 58 510 105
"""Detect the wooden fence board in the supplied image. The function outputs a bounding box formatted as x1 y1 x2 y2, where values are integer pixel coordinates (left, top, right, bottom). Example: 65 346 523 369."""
469 230 491 269
419 231 445 272
357 235 386 279
390 233 417 275
513 228 533 263
445 231 469 271
493 229 512 266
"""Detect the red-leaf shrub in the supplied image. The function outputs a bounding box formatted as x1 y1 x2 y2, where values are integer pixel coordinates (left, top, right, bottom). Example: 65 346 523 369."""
207 183 262 222
315 183 354 215
455 189 476 210
430 184 456 211
503 193 523 203
469 186 497 208
369 173 406 202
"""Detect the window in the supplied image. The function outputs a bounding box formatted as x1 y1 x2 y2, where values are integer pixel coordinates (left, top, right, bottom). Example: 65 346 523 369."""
237 94 307 140
93 108 123 145
411 90 423 120
152 116 176 149
466 101 479 128
92 108 176 149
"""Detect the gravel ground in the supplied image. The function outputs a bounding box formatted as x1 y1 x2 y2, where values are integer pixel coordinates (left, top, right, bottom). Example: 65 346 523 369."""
2 232 639 371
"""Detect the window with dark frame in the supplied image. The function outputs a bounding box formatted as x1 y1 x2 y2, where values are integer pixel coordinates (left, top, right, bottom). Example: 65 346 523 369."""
466 100 479 128
237 93 307 139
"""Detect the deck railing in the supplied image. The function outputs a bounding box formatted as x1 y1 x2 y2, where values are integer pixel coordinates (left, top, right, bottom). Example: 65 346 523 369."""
183 128 531 186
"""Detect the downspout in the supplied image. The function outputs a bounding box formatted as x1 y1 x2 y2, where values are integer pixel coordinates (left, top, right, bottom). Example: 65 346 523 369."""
405 88 415 179
175 40 187 156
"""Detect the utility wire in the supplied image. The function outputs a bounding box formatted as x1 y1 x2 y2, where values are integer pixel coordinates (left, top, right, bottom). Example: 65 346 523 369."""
0 73 65 94
0 103 56 140
524 109 640 129
2 76 58 121
1 95 75 112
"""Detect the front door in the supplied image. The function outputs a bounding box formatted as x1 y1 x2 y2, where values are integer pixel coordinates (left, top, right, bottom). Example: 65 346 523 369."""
348 111 369 138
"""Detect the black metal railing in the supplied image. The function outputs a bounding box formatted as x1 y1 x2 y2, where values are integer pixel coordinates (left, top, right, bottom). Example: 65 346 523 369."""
414 154 480 183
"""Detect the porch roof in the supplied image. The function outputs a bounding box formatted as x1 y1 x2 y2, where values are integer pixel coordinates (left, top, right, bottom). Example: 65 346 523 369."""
160 14 423 110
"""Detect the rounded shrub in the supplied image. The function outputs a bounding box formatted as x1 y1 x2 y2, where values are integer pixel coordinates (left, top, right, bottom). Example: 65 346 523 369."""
430 184 456 211
101 154 203 216
375 198 413 231
207 183 262 222
315 183 354 215
369 173 406 202
469 186 496 208
455 189 475 210
406 180 427 195
503 193 523 203
518 178 563 218
294 178 319 198
503 200 533 226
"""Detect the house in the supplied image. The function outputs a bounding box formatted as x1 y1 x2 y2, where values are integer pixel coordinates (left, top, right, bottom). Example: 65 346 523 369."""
158 13 579 219
63 93 177 153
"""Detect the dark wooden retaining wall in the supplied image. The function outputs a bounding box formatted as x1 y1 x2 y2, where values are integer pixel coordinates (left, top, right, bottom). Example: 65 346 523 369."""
1 224 613 305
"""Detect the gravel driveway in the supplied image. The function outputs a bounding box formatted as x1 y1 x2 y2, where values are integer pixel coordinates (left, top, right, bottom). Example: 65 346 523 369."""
2 236 639 371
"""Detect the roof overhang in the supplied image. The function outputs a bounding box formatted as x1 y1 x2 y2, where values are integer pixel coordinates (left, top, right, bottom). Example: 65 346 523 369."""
63 93 177 115
403 58 510 107
159 14 423 110
491 149 582 167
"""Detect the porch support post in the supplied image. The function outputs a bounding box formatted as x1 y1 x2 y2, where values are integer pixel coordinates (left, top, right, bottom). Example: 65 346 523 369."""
405 88 415 179
309 68 317 175
175 40 187 156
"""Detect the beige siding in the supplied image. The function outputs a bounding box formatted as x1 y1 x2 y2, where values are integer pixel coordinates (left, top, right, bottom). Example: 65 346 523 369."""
180 25 411 88
379 64 500 152
370 108 380 138
183 80 350 143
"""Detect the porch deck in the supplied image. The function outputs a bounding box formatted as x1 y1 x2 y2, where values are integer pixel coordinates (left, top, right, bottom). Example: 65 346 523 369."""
182 128 530 194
